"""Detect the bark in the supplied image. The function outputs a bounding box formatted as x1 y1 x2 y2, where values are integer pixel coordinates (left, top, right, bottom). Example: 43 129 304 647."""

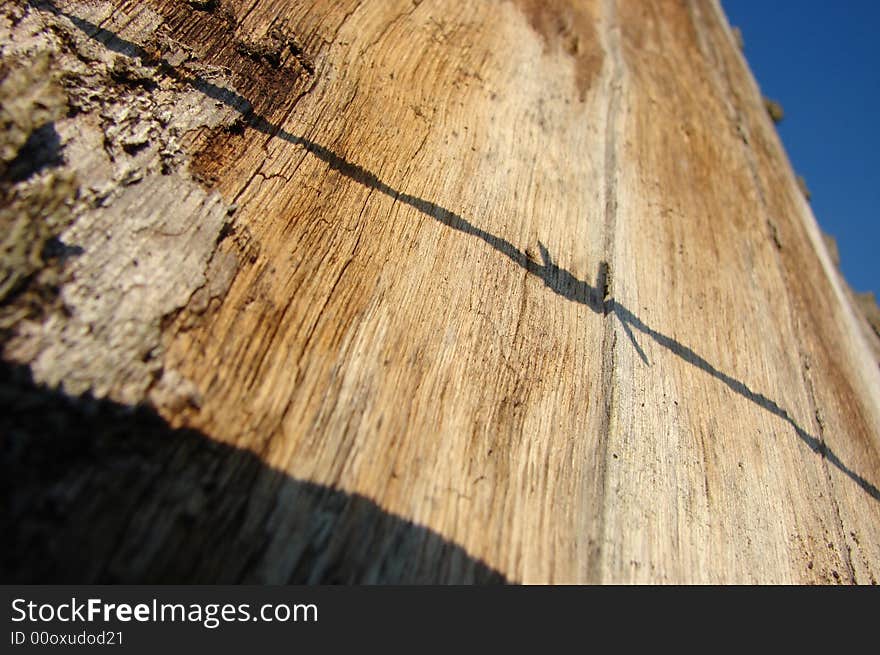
2 0 879 583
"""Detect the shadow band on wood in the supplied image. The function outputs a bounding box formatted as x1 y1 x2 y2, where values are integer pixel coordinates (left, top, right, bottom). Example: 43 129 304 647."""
0 360 509 584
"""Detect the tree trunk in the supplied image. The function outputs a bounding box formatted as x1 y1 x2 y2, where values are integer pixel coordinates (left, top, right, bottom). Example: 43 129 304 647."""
2 0 879 583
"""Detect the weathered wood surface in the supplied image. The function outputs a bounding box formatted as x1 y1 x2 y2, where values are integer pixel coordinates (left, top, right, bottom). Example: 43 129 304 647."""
2 0 880 583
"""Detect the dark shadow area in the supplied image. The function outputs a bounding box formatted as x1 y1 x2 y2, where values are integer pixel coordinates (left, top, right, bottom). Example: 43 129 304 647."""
15 1 878 581
0 360 508 583
40 236 84 263
6 123 64 183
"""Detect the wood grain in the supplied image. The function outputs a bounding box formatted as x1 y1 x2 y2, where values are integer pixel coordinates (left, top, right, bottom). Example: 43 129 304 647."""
3 0 879 583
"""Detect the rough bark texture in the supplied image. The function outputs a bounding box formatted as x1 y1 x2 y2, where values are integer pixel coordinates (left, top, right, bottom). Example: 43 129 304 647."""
3 0 880 583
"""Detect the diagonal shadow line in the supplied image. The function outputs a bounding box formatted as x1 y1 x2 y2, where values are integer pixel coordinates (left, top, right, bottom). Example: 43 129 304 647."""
32 0 880 501
613 302 880 500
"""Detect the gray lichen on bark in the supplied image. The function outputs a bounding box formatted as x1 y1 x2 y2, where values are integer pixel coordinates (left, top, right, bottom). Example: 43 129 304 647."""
1 1 241 405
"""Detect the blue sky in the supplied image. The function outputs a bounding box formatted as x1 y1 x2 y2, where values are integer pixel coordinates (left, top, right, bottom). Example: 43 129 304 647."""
723 1 879 293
